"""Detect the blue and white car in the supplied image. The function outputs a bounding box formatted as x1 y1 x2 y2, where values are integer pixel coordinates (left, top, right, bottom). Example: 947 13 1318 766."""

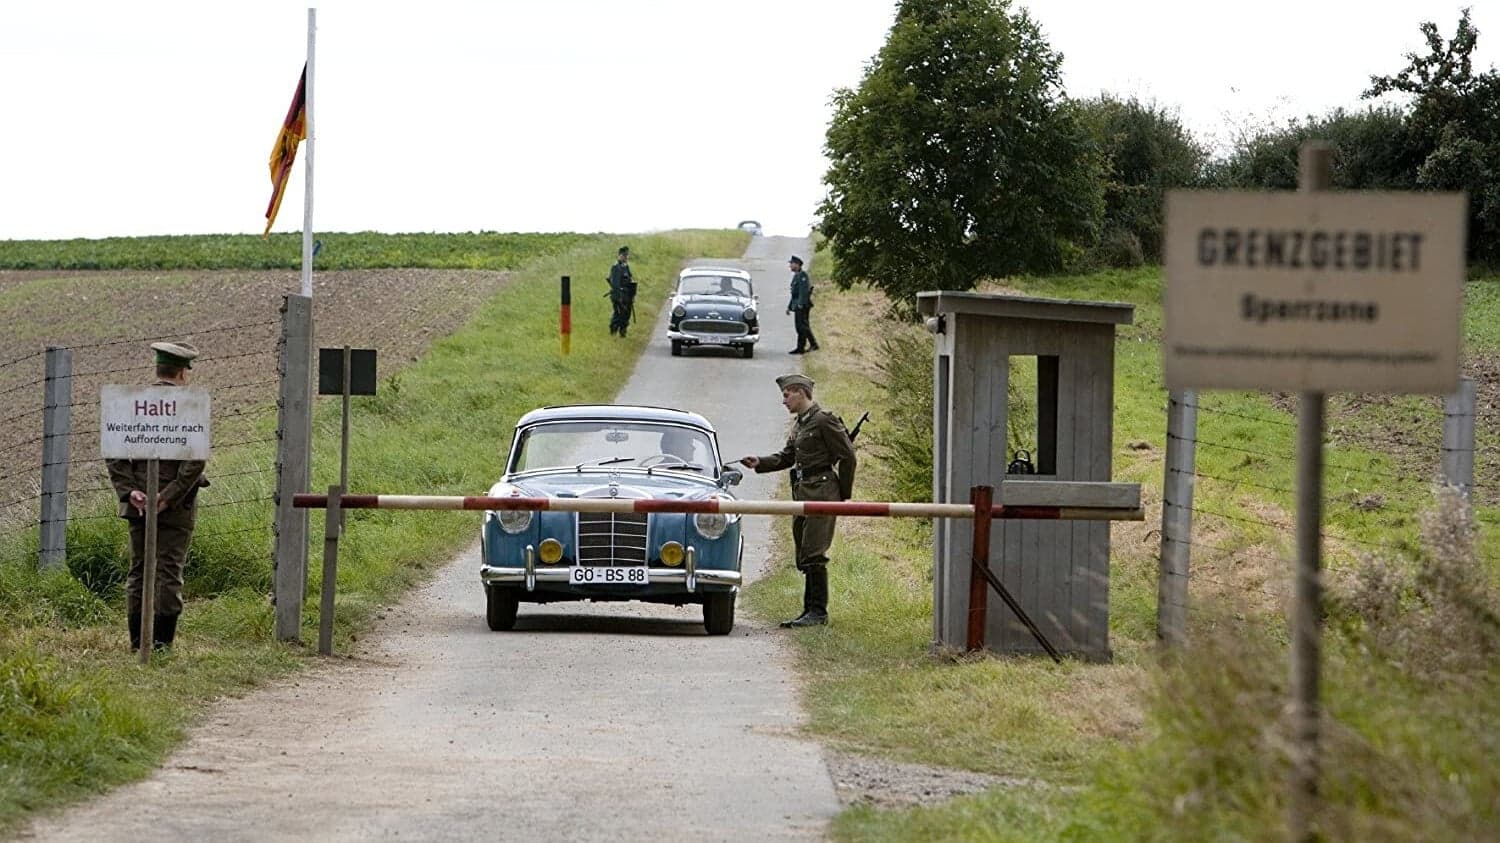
667 266 759 358
479 405 744 635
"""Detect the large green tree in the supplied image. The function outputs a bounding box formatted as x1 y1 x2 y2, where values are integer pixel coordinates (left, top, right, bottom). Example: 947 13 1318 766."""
1364 8 1500 264
817 0 1102 314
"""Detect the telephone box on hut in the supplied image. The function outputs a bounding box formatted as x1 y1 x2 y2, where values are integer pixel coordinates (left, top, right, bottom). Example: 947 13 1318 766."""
918 291 1138 662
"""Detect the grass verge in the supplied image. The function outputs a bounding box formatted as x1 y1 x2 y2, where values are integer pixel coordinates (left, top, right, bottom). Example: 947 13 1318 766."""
746 265 1498 841
0 229 749 834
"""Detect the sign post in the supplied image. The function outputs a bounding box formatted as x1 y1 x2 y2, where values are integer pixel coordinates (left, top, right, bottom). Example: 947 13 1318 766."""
100 385 211 664
1165 144 1466 843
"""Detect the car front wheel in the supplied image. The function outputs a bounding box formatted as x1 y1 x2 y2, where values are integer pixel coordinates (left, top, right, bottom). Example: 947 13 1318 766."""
671 340 683 356
485 585 519 631
739 344 754 359
703 591 735 635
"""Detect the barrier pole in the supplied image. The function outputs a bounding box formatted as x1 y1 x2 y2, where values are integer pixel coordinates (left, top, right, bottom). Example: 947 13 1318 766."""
139 459 159 664
966 485 993 650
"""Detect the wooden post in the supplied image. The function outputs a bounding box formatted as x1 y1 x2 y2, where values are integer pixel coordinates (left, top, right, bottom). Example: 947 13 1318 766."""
139 459 159 664
317 484 342 656
1442 376 1476 495
274 294 313 642
339 345 351 537
966 484 993 651
560 276 572 356
1158 389 1197 648
39 347 72 571
1288 141 1332 843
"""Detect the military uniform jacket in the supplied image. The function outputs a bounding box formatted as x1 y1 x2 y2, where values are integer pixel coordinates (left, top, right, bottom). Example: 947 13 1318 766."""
753 402 856 502
105 380 209 520
787 270 812 311
609 262 636 299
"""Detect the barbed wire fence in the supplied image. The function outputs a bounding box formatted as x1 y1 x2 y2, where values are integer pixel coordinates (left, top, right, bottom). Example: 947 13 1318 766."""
0 318 285 589
1156 380 1487 641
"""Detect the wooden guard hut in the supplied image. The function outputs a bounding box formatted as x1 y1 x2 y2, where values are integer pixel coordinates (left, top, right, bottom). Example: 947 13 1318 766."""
917 291 1138 662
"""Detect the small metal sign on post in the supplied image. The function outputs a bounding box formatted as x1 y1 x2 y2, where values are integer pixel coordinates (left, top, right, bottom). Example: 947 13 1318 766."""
100 385 212 664
1165 143 1467 843
315 347 376 656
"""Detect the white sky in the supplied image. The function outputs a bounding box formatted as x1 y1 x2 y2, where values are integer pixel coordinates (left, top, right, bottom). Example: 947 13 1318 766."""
1 1 1491 241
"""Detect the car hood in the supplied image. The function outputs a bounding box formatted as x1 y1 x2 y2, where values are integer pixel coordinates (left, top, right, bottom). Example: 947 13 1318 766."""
492 468 727 501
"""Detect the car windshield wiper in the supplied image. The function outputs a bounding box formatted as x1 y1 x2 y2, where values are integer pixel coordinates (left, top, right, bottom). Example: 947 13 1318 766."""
576 456 634 470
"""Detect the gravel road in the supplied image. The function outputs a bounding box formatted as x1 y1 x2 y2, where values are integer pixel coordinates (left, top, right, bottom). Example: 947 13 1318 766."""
20 235 840 842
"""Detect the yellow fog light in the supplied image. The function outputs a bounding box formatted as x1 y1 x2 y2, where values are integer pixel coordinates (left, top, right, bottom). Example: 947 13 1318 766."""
660 541 685 567
538 538 564 564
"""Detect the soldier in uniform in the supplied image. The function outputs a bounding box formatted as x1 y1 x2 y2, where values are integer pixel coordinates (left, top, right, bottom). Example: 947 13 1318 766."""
105 341 209 650
607 245 637 337
740 373 855 627
786 255 818 354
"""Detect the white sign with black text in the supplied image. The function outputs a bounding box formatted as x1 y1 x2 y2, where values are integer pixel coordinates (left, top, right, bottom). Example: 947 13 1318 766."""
1164 191 1466 393
99 385 212 460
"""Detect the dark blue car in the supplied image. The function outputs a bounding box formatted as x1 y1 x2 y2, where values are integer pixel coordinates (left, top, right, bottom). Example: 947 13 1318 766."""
479 405 745 634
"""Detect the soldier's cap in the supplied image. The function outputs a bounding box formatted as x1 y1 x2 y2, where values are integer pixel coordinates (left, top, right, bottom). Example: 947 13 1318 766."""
775 373 814 393
787 255 803 265
150 340 199 369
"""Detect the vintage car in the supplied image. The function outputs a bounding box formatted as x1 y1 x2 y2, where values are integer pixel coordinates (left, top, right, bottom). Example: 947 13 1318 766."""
737 219 763 237
479 404 744 635
667 266 758 358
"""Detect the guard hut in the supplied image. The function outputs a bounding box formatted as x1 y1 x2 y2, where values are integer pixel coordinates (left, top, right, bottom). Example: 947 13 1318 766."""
917 291 1137 662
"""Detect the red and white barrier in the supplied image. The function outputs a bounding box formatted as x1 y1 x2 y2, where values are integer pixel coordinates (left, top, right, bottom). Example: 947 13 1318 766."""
291 493 1143 521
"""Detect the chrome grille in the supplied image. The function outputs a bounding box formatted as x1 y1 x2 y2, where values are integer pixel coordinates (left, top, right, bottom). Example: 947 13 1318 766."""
680 319 747 336
576 512 649 566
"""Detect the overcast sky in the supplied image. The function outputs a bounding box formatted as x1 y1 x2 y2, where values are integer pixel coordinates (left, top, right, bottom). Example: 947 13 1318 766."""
1 1 1491 241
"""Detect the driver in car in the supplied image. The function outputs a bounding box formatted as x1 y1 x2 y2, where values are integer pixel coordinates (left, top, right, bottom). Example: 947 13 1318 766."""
658 429 698 466
717 277 738 295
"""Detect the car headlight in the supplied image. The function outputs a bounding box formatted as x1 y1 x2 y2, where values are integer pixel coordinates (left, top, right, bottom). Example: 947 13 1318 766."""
672 305 686 318
497 509 533 534
538 538 563 563
694 512 729 539
660 541 685 566
742 306 756 321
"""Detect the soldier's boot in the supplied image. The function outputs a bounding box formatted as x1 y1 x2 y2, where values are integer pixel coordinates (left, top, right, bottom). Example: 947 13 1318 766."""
781 567 829 627
153 613 179 650
128 611 142 650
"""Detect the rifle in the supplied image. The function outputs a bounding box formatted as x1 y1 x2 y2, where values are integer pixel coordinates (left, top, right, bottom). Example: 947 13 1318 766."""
848 411 870 442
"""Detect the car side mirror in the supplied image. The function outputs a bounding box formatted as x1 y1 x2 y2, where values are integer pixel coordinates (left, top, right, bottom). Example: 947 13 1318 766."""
719 468 743 487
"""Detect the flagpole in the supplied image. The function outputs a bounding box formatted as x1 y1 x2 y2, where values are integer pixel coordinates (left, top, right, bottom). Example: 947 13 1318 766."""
300 8 316 299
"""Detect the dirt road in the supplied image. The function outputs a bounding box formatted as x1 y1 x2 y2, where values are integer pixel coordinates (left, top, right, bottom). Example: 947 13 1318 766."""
20 236 838 842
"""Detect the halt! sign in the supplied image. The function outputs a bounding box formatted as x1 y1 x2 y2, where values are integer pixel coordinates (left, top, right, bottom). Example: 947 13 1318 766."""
100 385 212 460
1163 191 1466 393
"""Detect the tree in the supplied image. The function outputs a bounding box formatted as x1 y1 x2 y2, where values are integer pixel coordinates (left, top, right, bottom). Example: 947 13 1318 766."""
1076 95 1208 264
817 0 1103 314
1364 8 1500 264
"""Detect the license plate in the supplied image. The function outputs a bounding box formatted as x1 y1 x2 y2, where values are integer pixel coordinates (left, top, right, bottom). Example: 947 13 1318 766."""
699 335 730 344
569 566 648 585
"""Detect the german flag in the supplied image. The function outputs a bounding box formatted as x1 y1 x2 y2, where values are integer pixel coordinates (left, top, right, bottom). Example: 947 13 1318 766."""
263 65 307 238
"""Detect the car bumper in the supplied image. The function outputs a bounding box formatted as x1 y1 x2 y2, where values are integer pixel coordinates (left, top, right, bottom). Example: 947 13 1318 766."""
480 545 741 592
666 330 758 345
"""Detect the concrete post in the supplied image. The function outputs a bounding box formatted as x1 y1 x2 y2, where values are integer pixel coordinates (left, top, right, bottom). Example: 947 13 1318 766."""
274 295 313 641
1158 389 1196 648
1442 376 1476 495
39 347 73 570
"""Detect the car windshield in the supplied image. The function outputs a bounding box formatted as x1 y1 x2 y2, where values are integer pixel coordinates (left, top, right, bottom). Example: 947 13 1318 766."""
679 275 751 297
511 421 717 475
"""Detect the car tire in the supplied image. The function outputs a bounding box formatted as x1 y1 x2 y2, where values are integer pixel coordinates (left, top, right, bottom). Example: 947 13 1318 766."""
703 591 735 635
740 344 754 359
485 584 520 631
671 340 683 357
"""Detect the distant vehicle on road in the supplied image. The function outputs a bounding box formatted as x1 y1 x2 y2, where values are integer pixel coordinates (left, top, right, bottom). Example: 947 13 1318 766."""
737 220 763 236
479 404 744 635
667 266 759 359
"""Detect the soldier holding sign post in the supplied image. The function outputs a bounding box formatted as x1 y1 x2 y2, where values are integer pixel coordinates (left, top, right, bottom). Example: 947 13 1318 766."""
104 341 210 651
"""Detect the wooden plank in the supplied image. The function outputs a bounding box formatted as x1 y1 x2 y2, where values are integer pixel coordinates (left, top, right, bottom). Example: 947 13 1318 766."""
996 481 1140 508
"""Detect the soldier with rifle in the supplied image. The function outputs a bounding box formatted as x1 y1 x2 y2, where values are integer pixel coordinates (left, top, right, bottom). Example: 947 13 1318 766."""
606 245 637 337
740 374 866 627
